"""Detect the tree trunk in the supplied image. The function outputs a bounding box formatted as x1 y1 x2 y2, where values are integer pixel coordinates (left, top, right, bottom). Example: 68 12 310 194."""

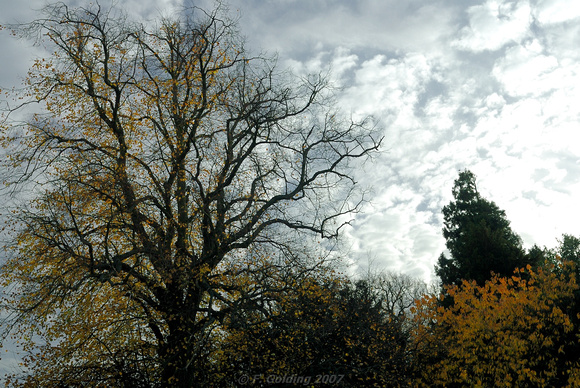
160 315 199 388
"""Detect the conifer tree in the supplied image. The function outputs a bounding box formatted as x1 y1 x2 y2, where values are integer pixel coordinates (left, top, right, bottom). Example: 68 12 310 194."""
436 170 529 286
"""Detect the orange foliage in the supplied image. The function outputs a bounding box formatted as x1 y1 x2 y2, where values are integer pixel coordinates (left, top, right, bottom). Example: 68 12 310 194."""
412 262 580 387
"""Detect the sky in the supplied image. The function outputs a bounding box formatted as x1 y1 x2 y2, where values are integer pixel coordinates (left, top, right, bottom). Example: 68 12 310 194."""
1 0 580 286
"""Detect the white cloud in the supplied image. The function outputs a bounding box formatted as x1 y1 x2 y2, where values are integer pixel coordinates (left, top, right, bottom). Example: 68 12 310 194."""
347 198 443 283
493 40 564 97
339 52 432 123
453 0 532 52
283 47 359 85
330 47 359 80
274 0 580 285
534 0 580 24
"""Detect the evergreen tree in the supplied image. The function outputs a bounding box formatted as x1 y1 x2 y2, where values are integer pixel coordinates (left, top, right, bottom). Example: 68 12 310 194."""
436 170 529 286
558 234 580 264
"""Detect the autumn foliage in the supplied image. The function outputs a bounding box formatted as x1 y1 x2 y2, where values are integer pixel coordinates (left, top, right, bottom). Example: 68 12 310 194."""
412 261 580 387
0 2 379 386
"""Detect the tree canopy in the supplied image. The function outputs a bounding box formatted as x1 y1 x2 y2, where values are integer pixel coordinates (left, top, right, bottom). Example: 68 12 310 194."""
0 2 380 386
414 260 580 386
218 275 414 387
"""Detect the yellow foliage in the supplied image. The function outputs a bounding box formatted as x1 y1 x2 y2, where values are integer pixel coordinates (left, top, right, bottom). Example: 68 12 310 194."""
412 262 580 387
0 2 379 386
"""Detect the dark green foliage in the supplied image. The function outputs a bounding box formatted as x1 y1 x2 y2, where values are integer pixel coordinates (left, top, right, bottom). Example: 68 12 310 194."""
436 170 531 286
220 278 413 387
558 234 580 264
526 244 548 266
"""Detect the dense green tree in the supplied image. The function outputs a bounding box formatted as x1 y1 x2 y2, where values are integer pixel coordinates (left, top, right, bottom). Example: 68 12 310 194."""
436 170 530 286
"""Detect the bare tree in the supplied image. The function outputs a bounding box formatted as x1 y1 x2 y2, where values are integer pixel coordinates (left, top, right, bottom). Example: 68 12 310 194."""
372 271 429 317
0 2 380 386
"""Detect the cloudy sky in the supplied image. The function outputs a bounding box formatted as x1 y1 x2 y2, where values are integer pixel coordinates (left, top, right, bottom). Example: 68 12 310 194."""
2 0 580 286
